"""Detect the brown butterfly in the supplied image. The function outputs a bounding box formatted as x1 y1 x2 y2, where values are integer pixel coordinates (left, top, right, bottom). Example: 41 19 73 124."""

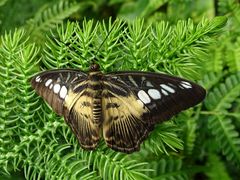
31 63 206 153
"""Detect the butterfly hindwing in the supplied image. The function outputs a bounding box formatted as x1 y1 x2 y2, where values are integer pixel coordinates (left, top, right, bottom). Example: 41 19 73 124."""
102 82 151 153
102 71 206 153
68 88 100 150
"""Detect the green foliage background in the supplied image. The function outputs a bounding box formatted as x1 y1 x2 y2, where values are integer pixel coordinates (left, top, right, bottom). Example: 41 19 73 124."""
0 0 240 179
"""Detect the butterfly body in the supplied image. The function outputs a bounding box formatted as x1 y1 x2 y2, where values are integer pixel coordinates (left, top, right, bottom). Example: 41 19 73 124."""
31 64 206 153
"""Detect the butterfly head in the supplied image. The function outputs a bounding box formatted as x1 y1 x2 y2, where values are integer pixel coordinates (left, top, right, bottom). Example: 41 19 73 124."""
90 63 100 72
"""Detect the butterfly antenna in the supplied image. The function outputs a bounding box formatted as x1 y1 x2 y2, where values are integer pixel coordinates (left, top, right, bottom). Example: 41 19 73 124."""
92 20 117 64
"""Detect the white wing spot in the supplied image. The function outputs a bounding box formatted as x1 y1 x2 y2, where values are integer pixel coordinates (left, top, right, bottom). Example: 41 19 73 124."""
45 79 52 87
53 84 61 94
160 84 175 93
148 89 161 99
181 81 192 89
35 76 41 82
49 84 53 89
138 90 151 104
161 89 168 96
59 86 68 99
146 81 154 87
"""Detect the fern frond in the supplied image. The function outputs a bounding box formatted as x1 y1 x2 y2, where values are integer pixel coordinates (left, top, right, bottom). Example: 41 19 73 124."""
26 0 81 42
182 117 197 155
199 72 223 90
96 18 125 71
206 154 231 180
204 72 240 112
226 37 240 72
43 20 99 69
208 116 240 165
43 16 227 81
79 144 152 180
144 122 183 155
70 19 99 70
121 19 151 70
204 73 240 165
149 16 227 79
205 42 224 72
146 157 187 180
14 43 40 119
0 29 35 174
24 142 97 180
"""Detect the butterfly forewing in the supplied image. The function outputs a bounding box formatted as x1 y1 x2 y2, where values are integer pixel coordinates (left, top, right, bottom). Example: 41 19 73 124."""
102 71 206 153
31 69 87 117
31 69 101 150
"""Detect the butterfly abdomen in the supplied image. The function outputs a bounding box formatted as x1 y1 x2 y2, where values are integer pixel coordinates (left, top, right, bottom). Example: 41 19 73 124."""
88 72 103 125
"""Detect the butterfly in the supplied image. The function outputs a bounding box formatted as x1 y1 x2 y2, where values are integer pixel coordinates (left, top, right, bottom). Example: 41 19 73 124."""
31 63 206 153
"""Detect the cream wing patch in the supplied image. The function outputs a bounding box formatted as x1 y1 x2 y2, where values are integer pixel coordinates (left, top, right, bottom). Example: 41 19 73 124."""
102 92 148 124
67 89 100 150
102 90 150 152
64 81 88 110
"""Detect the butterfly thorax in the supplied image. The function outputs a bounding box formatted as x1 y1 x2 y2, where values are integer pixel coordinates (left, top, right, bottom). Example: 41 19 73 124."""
90 63 100 72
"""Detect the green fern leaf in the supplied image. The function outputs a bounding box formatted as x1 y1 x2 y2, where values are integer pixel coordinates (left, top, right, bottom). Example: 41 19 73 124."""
79 143 152 180
208 116 240 165
121 19 150 70
26 0 82 42
96 18 125 72
204 73 240 164
199 72 223 90
145 122 183 155
205 72 240 111
43 20 100 69
206 42 224 72
183 117 197 155
24 143 97 180
226 37 240 72
206 154 231 180
0 29 38 174
149 16 227 80
146 157 187 180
